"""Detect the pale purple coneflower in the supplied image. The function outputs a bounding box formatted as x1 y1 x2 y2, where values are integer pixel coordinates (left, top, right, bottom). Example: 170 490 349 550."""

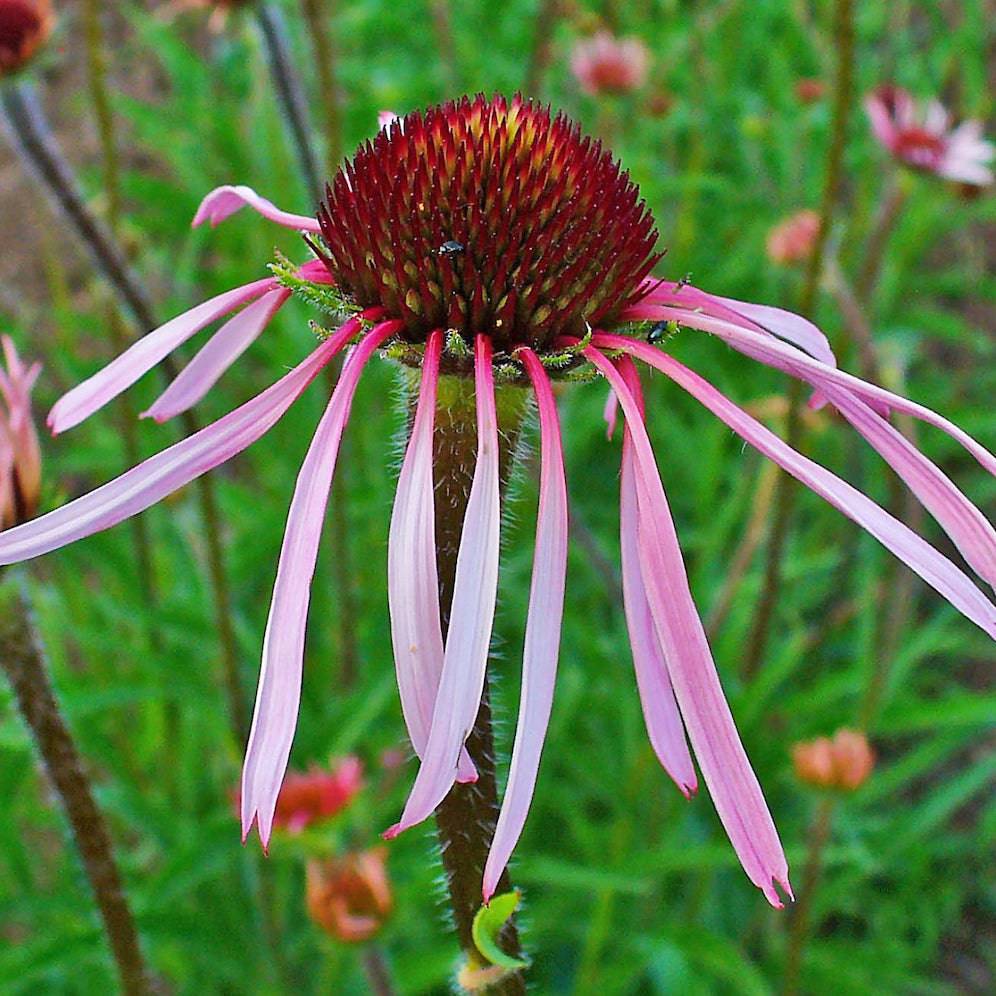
1 96 994 912
865 84 994 188
0 334 41 530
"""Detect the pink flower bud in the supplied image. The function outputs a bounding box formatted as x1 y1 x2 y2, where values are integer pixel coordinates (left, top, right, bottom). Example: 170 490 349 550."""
792 729 875 792
766 210 821 265
570 32 649 97
0 336 42 530
306 848 393 943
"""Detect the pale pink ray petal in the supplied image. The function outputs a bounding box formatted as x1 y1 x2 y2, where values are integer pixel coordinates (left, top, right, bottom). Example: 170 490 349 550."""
48 278 277 434
388 330 476 784
241 323 397 847
385 336 501 838
620 306 996 477
634 281 836 366
483 348 569 901
822 384 996 588
586 347 791 907
598 336 996 638
0 320 382 567
192 184 322 233
142 289 292 423
618 401 697 796
603 387 619 440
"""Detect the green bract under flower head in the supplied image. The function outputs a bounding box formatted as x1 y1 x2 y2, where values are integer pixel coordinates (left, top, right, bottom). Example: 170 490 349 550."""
317 94 663 354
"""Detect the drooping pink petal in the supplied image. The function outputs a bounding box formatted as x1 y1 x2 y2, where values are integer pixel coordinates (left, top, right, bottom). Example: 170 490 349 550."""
598 336 996 639
388 330 476 784
241 322 398 847
192 184 322 233
621 306 996 477
603 388 619 440
48 278 277 434
0 320 381 567
617 371 697 797
586 347 791 908
822 384 996 589
385 336 501 839
142 289 292 423
633 281 836 366
483 348 569 901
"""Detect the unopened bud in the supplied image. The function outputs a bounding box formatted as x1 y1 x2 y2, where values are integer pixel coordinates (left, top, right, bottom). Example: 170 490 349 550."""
0 335 41 530
795 78 826 104
306 848 393 943
766 209 820 265
793 728 875 792
0 0 53 77
570 31 650 97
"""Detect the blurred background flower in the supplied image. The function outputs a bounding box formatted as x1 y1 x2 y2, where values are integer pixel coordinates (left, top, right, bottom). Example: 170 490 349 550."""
306 848 393 943
0 0 51 77
570 30 649 97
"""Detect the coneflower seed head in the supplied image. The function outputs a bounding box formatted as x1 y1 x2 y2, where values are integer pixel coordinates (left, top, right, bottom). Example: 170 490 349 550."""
317 94 662 355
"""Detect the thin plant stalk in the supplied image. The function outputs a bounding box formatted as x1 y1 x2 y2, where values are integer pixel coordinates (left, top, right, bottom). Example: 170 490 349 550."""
83 0 164 654
743 0 855 679
299 0 344 175
782 796 836 996
524 0 563 96
0 79 247 744
855 173 908 306
0 574 153 996
419 373 528 993
428 0 459 92
255 2 323 205
361 946 397 996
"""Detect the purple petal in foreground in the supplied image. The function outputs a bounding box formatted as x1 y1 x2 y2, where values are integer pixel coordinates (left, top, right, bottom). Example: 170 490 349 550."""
625 305 996 477
483 348 569 901
386 336 501 838
0 319 373 567
587 346 791 908
143 289 292 423
193 184 321 233
48 278 276 434
619 407 698 797
388 330 476 784
823 384 996 589
241 323 397 847
599 336 996 639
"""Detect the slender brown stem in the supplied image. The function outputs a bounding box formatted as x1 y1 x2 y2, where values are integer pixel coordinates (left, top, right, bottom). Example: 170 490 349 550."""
782 796 835 996
0 77 247 746
743 0 854 679
361 945 398 996
524 0 563 96
0 575 153 995
416 373 528 993
428 0 459 92
855 177 907 306
299 0 343 175
256 2 323 205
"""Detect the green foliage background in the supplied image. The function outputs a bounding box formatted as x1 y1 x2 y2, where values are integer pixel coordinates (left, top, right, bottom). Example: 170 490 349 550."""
0 1 993 993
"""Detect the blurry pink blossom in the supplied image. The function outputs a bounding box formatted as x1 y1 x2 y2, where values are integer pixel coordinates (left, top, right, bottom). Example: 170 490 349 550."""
571 32 649 97
0 335 41 530
0 0 52 76
866 85 994 188
766 210 820 265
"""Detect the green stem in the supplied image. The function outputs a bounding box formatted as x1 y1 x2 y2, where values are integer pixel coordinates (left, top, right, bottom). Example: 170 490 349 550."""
524 0 563 96
417 373 529 993
299 0 343 175
0 575 153 995
742 0 854 679
782 796 836 996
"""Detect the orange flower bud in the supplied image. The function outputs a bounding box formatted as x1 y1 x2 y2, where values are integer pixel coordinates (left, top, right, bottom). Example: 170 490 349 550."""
0 336 42 530
0 0 52 77
766 209 821 265
306 849 393 943
795 78 826 104
792 729 875 792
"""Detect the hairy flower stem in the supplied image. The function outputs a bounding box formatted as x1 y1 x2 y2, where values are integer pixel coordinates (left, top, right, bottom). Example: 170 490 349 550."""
743 0 854 680
255 3 323 205
0 574 153 995
415 373 529 992
781 796 835 996
0 80 246 745
299 0 344 175
82 0 165 660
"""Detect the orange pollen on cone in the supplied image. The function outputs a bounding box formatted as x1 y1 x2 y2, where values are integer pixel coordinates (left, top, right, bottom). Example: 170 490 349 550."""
316 94 663 353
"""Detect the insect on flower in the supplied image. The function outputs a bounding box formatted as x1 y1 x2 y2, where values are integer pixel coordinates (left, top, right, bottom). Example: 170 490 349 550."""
1 95 993 909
